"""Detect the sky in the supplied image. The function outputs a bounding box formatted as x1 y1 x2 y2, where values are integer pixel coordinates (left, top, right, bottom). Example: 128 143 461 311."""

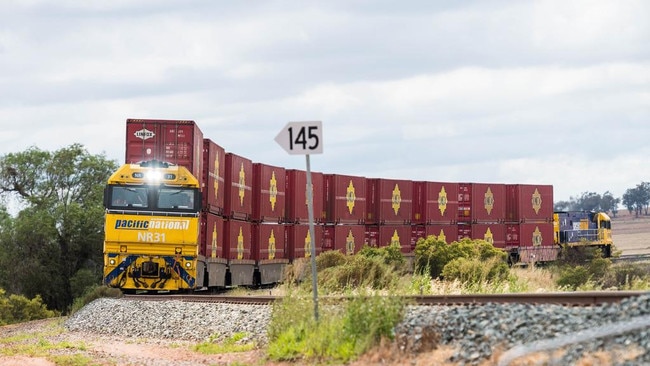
0 0 648 203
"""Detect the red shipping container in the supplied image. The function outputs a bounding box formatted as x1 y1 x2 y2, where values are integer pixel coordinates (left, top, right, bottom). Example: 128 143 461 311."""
378 225 412 253
252 223 287 262
367 178 413 225
324 174 367 224
285 169 325 223
413 181 459 224
505 184 554 223
252 163 286 223
411 225 426 250
425 224 458 245
322 225 366 255
365 225 379 247
202 139 226 215
471 223 506 249
199 212 228 287
505 223 554 248
457 224 472 241
199 211 226 259
458 183 506 223
125 119 204 183
507 223 557 263
223 219 252 261
286 224 323 260
224 153 253 220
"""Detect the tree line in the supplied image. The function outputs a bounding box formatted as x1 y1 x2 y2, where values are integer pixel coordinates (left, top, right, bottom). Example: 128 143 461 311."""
0 145 648 312
554 183 650 218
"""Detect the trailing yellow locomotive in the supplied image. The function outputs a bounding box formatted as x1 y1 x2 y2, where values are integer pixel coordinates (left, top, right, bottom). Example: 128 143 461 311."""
102 160 202 292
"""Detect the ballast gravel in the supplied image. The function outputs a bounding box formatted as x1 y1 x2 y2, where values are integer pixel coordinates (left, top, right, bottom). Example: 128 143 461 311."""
64 294 650 365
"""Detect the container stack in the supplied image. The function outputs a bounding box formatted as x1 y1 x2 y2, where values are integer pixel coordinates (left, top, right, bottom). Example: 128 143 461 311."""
251 162 288 285
322 174 368 256
505 184 555 263
284 169 325 260
365 178 414 260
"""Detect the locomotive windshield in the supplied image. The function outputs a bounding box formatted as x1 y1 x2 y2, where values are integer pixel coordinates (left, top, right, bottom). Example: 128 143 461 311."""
106 185 200 213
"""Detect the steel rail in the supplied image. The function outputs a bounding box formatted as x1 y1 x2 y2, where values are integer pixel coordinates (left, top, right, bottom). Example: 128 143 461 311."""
123 290 647 306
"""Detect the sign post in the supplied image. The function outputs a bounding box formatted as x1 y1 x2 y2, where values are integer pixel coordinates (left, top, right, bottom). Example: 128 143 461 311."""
275 121 323 321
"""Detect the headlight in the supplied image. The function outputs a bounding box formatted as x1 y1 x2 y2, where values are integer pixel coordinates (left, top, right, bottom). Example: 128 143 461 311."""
185 261 192 269
109 259 116 266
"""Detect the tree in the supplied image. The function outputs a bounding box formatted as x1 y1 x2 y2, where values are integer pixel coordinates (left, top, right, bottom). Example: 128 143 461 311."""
622 182 650 217
0 144 117 311
600 191 620 218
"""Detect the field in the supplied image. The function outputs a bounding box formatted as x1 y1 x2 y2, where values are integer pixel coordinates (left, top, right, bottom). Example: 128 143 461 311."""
610 211 650 256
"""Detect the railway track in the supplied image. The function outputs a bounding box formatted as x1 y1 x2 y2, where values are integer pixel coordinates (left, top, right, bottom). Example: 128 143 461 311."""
612 253 650 263
123 290 647 306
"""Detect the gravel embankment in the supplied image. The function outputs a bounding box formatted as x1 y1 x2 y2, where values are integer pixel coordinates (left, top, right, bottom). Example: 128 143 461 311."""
64 294 650 365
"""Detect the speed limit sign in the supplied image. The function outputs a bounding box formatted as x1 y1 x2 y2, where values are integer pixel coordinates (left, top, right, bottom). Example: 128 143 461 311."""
274 121 323 155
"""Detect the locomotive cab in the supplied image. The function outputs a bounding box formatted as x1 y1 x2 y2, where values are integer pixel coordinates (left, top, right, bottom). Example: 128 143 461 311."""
102 161 202 293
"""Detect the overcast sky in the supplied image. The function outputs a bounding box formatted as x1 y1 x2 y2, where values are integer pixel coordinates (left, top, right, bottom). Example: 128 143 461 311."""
1 0 648 202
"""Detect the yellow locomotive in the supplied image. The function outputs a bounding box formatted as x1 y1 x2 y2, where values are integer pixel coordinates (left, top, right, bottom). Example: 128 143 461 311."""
102 160 202 292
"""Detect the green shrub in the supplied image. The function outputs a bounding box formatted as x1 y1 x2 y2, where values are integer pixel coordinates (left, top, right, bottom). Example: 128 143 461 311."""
317 255 397 292
556 266 590 290
358 243 405 269
0 288 59 325
316 250 347 271
601 263 650 289
266 293 405 363
415 238 508 280
441 256 510 286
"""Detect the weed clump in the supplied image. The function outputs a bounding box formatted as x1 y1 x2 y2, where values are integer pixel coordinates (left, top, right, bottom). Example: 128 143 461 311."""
266 292 405 363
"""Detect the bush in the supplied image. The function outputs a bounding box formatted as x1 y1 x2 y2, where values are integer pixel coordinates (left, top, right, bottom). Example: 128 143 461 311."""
266 292 405 363
556 266 590 290
601 263 650 289
317 255 397 292
0 288 59 325
415 238 508 280
358 243 405 270
316 250 347 271
441 256 510 286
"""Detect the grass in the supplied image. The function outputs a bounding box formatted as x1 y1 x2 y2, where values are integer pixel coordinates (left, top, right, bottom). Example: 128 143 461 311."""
193 332 256 354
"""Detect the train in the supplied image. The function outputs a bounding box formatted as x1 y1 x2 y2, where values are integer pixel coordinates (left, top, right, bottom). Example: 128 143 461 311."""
102 119 613 292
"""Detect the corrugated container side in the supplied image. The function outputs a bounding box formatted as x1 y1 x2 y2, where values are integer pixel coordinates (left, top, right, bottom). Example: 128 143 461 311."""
412 182 425 224
199 212 225 259
411 225 426 250
457 224 472 240
367 178 413 225
202 139 225 215
458 183 506 223
506 184 554 223
224 153 253 220
424 181 459 224
472 223 506 249
510 223 555 247
324 174 367 224
125 119 203 183
252 163 286 223
331 225 366 255
286 224 323 260
509 222 558 262
285 169 325 223
252 223 287 262
364 225 379 247
425 224 459 244
224 219 252 261
378 225 413 254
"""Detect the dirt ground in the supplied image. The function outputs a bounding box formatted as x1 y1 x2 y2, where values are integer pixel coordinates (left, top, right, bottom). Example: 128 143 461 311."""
1 213 648 366
610 211 650 255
